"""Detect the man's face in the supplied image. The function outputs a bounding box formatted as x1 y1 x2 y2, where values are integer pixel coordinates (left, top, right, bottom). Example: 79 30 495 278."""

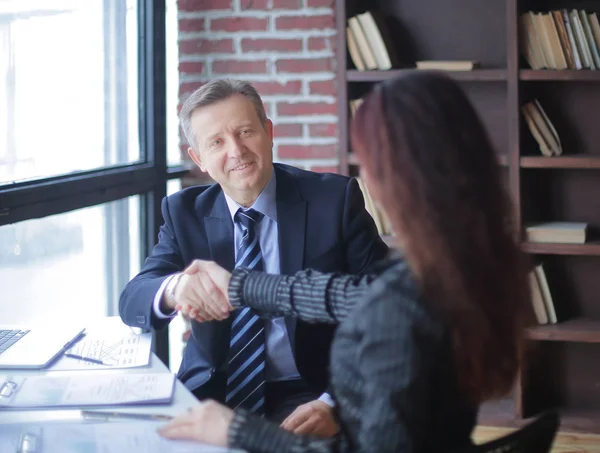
188 94 274 206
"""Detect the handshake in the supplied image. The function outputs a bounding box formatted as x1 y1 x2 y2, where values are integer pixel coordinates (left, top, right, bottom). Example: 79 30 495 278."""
163 260 234 322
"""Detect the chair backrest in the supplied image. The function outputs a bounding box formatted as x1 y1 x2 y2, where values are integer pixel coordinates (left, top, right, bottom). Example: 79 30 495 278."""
463 411 560 453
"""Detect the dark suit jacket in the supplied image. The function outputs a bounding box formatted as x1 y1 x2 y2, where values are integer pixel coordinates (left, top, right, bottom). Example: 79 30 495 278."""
119 163 388 400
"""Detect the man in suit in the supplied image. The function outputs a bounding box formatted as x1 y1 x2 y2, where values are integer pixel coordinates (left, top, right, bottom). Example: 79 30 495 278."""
119 78 387 437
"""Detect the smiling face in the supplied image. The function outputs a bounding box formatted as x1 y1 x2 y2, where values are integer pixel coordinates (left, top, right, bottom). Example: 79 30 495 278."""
187 94 274 207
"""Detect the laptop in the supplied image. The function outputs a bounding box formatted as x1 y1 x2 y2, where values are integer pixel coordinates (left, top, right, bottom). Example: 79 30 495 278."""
0 323 85 369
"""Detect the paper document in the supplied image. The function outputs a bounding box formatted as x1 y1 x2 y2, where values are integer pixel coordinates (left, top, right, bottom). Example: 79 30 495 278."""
51 333 153 370
0 420 243 453
0 373 175 408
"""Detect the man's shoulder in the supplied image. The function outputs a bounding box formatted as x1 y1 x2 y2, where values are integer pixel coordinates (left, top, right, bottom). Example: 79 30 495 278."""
165 182 221 210
275 163 352 193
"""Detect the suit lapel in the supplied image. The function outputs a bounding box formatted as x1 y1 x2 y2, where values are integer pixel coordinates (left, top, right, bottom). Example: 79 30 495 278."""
275 166 306 351
276 166 306 276
203 191 235 272
201 190 235 365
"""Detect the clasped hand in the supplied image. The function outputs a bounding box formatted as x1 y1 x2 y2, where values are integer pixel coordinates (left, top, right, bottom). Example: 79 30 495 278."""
173 260 233 322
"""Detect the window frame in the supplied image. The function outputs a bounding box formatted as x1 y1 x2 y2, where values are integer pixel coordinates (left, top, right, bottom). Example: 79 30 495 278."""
0 0 183 367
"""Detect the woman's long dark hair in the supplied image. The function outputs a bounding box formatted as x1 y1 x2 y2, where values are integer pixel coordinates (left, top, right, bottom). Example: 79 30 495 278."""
352 71 529 405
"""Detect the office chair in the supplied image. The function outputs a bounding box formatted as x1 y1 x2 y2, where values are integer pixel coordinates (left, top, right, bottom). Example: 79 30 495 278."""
463 411 560 453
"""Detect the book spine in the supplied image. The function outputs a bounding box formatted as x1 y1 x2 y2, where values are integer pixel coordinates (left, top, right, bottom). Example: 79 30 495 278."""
563 9 583 69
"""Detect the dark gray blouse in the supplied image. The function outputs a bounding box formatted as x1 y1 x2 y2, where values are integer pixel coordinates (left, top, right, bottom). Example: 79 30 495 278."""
227 253 476 453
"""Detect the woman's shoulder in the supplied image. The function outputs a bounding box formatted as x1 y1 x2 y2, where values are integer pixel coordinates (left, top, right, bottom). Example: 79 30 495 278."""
372 249 414 286
355 251 444 337
367 249 418 304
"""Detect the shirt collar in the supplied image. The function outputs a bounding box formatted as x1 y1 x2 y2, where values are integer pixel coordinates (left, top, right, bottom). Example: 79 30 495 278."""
223 168 277 223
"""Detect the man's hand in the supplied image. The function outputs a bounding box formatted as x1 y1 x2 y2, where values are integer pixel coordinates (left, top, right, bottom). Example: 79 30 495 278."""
176 260 233 323
280 400 339 438
173 260 232 322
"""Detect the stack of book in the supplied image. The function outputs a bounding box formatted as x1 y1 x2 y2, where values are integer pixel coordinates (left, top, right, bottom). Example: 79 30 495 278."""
521 99 562 157
415 60 480 71
519 10 600 70
529 264 557 325
347 11 396 71
350 103 392 237
526 221 587 244
356 177 393 236
349 98 364 117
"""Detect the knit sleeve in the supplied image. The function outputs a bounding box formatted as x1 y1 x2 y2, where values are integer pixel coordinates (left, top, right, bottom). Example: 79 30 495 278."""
228 267 375 324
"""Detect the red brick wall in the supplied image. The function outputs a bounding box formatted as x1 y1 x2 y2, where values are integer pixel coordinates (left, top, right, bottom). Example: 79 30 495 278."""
177 0 338 174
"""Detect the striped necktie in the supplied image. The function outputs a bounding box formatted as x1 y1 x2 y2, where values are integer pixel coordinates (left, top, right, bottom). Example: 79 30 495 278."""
226 208 266 414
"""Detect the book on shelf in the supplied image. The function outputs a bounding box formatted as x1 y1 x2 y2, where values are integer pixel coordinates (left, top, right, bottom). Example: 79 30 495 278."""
533 12 558 69
346 26 366 71
347 16 378 70
581 11 600 68
567 10 588 68
355 177 392 236
347 11 396 71
521 99 562 157
542 12 568 69
528 268 548 324
356 11 395 71
528 264 559 325
552 10 577 70
519 9 600 70
534 264 558 324
520 12 546 69
591 13 600 53
415 60 480 71
571 9 595 69
525 221 587 244
349 98 364 117
561 9 583 70
521 103 553 157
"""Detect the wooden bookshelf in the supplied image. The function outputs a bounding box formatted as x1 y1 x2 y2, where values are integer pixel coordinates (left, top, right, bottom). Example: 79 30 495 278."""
522 242 600 256
336 0 600 435
520 70 600 82
526 318 600 343
347 68 507 82
520 156 600 169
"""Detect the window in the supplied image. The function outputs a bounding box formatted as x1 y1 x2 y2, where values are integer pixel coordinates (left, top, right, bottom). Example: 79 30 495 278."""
0 0 176 367
0 197 141 324
166 0 182 168
166 178 185 371
0 0 139 184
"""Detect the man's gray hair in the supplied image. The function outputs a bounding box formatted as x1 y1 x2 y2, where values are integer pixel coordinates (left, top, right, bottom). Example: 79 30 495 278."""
180 78 267 151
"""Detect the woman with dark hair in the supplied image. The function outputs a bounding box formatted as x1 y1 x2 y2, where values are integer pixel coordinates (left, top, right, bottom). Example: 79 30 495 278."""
158 71 530 453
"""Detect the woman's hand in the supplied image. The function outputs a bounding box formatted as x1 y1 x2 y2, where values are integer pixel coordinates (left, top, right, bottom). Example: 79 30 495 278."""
157 400 234 446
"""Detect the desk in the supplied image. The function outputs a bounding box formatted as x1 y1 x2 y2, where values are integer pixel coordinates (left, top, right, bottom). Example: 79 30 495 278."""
0 318 200 425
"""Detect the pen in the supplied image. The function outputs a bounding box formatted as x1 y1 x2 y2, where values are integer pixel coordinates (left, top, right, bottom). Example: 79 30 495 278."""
81 410 174 421
64 353 111 366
